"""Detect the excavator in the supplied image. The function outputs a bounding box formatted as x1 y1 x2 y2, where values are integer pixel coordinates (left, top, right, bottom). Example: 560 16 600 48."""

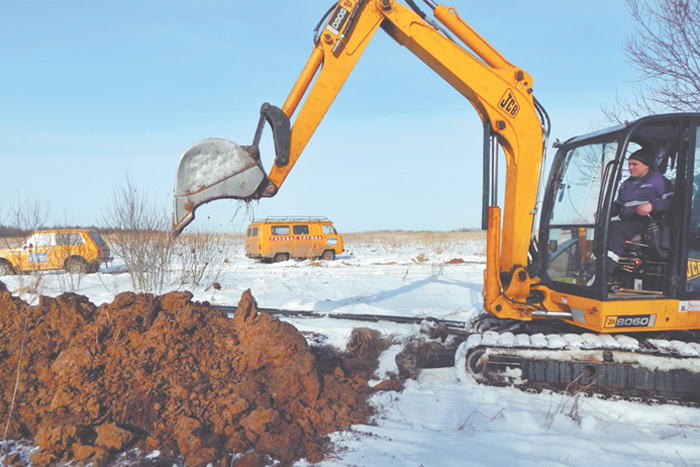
172 0 700 403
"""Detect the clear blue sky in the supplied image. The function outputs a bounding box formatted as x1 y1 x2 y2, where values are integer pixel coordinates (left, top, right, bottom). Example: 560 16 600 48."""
0 0 639 233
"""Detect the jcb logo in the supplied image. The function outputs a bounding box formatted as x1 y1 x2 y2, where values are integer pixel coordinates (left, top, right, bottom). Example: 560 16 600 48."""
326 6 350 35
688 259 700 280
604 316 617 328
499 90 520 117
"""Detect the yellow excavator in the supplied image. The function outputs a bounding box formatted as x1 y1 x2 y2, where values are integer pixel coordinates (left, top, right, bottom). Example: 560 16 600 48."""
173 0 700 403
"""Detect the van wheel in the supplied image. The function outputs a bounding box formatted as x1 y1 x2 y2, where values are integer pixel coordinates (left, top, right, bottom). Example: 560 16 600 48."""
321 250 336 261
273 253 290 263
65 257 88 274
0 261 16 276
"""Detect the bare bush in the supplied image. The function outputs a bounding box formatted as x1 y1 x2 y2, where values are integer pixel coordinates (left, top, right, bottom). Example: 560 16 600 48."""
0 194 51 301
56 267 83 293
2 192 50 238
101 177 175 293
175 230 230 290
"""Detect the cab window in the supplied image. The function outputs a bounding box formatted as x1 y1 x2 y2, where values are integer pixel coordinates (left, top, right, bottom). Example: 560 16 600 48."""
272 226 290 235
293 225 309 235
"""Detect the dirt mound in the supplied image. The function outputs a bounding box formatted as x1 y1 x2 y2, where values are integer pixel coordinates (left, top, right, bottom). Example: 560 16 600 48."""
0 282 389 466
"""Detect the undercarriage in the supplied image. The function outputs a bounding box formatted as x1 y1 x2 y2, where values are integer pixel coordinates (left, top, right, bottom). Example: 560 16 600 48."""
396 317 700 406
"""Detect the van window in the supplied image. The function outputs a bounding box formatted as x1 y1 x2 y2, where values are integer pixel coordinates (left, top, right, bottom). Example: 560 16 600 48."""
322 225 336 234
293 225 309 235
56 233 84 245
272 226 290 235
252 227 258 236
247 228 251 237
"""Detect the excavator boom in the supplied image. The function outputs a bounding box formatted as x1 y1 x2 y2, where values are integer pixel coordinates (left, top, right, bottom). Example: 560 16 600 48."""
172 0 546 275
172 0 550 325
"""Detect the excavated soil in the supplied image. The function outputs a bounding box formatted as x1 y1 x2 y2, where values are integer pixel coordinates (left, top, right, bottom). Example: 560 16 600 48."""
0 281 395 467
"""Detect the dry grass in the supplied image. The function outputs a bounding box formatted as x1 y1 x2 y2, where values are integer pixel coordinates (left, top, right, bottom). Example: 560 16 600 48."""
343 230 486 252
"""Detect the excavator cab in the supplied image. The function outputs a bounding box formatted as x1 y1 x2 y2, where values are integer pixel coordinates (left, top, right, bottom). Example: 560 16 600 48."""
539 113 700 300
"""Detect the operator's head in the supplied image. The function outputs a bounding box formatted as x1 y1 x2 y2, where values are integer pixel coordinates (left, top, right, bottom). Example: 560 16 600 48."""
628 147 654 178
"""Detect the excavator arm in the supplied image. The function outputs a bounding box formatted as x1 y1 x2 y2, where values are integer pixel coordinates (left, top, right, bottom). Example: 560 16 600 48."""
173 0 552 320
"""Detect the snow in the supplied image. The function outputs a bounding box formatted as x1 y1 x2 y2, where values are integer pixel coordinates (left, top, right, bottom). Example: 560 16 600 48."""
2 233 700 466
178 139 252 190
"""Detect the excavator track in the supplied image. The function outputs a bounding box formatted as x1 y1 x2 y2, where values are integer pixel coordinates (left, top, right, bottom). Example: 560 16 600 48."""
454 331 700 406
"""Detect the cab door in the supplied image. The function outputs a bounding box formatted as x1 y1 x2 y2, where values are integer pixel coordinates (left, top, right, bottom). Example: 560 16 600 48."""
541 138 618 297
680 120 700 298
322 223 342 253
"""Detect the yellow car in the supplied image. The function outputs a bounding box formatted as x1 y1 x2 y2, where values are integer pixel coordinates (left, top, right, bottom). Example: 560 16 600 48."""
0 229 112 275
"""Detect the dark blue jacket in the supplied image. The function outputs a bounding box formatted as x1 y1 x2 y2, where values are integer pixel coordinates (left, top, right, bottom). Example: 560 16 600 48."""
612 170 674 221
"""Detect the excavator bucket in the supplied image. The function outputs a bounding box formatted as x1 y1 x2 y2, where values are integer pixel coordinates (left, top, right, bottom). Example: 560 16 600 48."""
172 138 267 235
173 103 291 235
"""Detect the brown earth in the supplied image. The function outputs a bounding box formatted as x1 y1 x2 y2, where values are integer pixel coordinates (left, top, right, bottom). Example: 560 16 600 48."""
0 281 396 467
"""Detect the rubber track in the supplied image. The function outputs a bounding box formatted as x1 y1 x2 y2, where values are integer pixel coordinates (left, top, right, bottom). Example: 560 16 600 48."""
459 331 700 406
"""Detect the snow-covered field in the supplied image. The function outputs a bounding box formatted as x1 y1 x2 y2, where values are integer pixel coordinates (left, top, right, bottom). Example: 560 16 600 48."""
3 232 700 467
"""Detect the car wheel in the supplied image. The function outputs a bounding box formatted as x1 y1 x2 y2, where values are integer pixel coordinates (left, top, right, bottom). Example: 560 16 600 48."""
321 250 336 261
0 261 16 276
65 257 88 274
273 253 290 263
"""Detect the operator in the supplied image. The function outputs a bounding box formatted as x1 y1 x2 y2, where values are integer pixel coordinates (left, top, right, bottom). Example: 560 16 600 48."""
606 147 675 277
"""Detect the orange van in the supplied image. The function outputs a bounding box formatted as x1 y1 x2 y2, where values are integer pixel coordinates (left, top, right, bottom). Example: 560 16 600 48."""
245 217 343 262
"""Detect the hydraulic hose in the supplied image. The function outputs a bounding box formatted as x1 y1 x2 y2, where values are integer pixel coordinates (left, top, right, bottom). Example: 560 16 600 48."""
313 2 339 44
404 0 428 20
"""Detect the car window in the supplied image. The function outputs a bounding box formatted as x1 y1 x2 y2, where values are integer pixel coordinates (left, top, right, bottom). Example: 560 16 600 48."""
89 232 107 246
56 233 84 245
25 233 54 247
293 225 309 235
272 226 290 235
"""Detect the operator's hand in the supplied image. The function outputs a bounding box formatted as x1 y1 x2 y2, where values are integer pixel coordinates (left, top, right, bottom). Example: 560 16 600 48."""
637 202 653 216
